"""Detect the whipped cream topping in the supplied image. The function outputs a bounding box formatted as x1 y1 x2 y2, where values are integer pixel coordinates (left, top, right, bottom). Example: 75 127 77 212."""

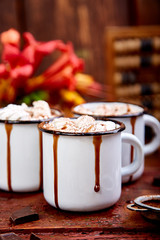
75 103 143 116
0 100 60 121
43 115 119 133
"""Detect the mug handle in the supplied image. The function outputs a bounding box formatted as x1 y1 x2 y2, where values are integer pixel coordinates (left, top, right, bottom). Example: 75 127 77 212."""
121 133 143 177
143 114 160 156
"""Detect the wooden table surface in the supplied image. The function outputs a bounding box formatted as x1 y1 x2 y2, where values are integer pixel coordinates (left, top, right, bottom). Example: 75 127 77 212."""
0 150 160 240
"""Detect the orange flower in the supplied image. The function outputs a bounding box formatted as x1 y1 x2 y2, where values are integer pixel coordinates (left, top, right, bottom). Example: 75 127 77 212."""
60 89 85 106
75 73 103 97
0 78 15 103
1 28 20 46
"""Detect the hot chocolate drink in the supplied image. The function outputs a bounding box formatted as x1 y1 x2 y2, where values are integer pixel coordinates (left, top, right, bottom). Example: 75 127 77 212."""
73 102 143 117
41 115 120 133
0 100 62 192
39 114 143 211
0 100 61 121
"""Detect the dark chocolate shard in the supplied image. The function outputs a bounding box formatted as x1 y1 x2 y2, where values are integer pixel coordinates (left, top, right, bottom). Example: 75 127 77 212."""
0 232 23 240
30 233 41 240
10 206 39 225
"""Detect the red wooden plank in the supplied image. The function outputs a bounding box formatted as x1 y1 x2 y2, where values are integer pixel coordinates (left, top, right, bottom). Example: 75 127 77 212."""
0 151 159 239
8 231 160 240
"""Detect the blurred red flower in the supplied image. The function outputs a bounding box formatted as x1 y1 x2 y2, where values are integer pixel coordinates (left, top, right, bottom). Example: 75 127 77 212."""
0 28 103 107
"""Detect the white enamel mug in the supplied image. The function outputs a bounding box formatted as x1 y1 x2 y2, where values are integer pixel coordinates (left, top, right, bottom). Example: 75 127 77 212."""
0 109 62 192
39 119 143 212
73 102 160 183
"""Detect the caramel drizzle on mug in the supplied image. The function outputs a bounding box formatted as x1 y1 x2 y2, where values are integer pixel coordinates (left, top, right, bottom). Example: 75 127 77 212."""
93 135 102 192
52 134 101 208
53 135 59 209
5 123 13 191
39 130 43 190
129 116 137 182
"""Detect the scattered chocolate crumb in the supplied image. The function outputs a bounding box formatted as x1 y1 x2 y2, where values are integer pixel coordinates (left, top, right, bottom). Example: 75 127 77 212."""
153 176 160 186
126 200 134 204
0 232 23 240
10 206 39 225
30 233 41 240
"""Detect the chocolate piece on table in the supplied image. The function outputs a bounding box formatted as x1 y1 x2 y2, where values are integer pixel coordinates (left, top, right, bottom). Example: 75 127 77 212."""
10 206 39 225
0 232 23 240
30 233 41 240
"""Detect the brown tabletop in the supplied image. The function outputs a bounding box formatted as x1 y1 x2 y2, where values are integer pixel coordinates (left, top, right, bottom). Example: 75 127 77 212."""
0 150 160 240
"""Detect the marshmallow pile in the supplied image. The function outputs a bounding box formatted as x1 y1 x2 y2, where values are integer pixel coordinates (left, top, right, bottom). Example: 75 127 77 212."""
43 115 119 133
0 100 59 121
75 103 142 116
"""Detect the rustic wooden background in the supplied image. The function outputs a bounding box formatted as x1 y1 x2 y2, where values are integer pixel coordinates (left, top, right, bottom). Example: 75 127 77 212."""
0 0 160 86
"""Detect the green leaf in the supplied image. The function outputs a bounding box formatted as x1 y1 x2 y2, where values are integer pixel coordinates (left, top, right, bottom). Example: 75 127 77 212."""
20 91 49 105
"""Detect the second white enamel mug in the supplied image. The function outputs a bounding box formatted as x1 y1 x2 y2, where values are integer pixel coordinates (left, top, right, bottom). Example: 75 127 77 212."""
73 102 160 183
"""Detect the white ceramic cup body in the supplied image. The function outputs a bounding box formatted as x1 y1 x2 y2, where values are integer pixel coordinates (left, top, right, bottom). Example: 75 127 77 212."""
0 109 62 192
0 121 43 192
73 102 160 183
40 120 143 212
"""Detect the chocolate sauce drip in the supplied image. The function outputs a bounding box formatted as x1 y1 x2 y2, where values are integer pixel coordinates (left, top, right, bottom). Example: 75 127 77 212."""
53 135 59 208
129 116 137 182
5 123 13 191
39 130 43 190
93 135 102 192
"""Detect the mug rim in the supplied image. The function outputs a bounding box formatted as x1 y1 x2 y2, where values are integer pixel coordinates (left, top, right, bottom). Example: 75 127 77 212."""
72 101 145 119
38 118 125 136
0 108 63 124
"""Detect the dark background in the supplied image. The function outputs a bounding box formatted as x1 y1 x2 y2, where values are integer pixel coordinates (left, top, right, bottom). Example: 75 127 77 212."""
0 0 160 85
